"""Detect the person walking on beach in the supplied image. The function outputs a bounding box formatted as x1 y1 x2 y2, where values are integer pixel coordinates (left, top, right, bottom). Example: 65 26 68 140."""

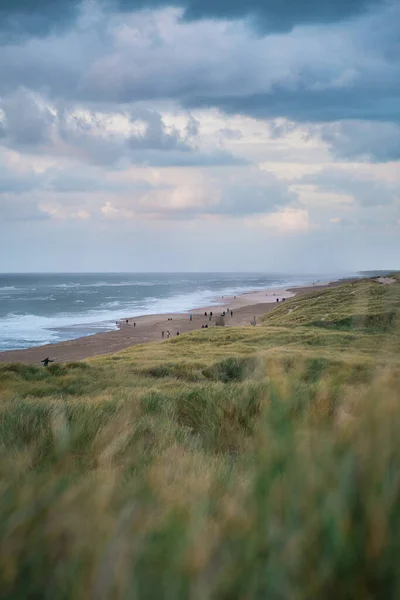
230 310 233 317
41 357 54 367
166 330 170 339
161 331 165 339
189 314 193 322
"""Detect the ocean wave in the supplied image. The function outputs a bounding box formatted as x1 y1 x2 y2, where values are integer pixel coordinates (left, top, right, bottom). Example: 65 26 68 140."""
28 295 56 301
100 301 122 308
0 311 119 351
54 281 173 290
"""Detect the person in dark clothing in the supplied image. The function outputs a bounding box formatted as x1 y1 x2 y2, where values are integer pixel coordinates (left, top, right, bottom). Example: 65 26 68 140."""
230 310 233 317
134 322 136 327
205 311 208 317
210 311 213 317
41 357 54 367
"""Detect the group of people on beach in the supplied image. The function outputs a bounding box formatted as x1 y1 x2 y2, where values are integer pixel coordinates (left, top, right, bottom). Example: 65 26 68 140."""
161 330 180 339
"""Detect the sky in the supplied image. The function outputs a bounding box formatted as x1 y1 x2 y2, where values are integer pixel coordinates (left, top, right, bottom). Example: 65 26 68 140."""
0 0 399 273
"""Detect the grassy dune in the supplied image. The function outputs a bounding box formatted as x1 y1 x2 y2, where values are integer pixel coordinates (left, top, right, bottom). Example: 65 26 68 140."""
1 278 400 598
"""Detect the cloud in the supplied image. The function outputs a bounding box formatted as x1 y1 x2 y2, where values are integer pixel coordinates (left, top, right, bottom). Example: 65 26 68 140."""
298 168 400 207
0 0 81 41
0 2 398 130
0 155 41 194
255 207 311 233
317 121 400 162
0 0 382 42
0 90 245 167
99 167 298 221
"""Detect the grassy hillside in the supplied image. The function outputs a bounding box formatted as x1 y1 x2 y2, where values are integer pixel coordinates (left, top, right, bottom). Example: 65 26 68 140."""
262 278 400 331
1 278 400 599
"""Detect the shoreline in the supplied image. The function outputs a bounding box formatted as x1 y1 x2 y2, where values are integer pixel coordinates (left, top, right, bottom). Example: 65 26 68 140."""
0 281 339 365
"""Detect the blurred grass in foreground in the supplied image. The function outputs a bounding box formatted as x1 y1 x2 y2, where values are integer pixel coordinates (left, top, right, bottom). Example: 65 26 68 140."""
0 277 400 599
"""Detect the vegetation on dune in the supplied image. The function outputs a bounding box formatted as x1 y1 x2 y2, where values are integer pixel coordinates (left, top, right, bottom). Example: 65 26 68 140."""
262 278 400 331
1 278 400 598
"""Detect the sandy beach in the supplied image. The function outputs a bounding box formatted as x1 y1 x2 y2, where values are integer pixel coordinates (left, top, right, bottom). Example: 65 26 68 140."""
0 282 338 365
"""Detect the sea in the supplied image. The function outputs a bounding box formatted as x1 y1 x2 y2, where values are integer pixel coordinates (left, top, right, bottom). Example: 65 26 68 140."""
0 272 350 351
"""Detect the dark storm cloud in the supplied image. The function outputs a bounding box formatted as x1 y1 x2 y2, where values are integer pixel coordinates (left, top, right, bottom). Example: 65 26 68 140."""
0 0 382 41
318 121 400 162
0 0 81 41
0 0 397 133
0 0 398 171
185 81 400 124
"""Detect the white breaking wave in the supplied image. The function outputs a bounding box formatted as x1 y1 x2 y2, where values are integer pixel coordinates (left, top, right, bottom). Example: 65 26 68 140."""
53 281 168 289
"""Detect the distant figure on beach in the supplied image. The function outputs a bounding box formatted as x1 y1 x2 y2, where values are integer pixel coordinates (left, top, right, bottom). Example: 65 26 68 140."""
177 331 180 336
205 324 208 328
126 319 129 324
134 322 136 327
230 310 233 317
210 311 213 317
41 357 54 367
276 298 279 303
251 317 256 326
209 314 212 321
222 311 226 317
189 314 193 321
162 331 165 339
166 330 170 339
204 311 207 317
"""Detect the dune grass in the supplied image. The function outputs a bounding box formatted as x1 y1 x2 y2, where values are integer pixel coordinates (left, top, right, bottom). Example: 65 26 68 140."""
1 278 400 598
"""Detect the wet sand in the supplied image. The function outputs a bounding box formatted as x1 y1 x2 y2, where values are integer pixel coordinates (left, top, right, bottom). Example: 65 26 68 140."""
0 283 334 365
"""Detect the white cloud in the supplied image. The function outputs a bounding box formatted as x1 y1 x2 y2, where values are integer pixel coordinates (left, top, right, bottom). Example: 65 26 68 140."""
248 208 311 233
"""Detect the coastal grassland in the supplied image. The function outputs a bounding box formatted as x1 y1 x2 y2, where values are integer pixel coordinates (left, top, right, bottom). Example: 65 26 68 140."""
1 279 400 598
